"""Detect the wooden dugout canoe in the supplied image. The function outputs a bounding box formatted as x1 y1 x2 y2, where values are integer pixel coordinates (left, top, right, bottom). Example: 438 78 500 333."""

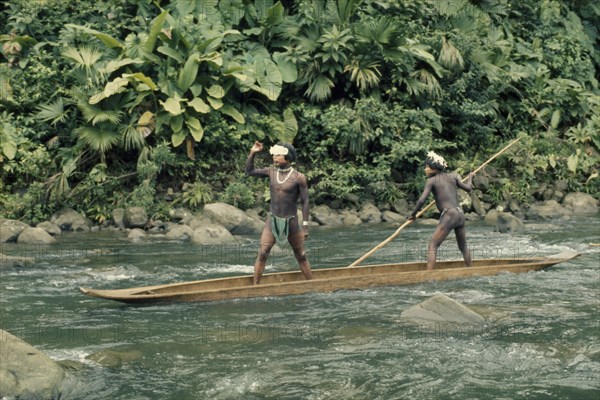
79 251 579 304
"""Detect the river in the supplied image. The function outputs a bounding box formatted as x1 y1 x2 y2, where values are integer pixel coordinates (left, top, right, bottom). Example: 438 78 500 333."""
1 215 599 399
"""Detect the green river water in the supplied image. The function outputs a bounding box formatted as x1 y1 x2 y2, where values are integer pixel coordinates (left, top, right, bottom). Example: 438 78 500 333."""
1 215 599 400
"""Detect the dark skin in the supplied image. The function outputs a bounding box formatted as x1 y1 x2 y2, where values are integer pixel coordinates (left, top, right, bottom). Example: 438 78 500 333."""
409 164 474 270
245 141 312 284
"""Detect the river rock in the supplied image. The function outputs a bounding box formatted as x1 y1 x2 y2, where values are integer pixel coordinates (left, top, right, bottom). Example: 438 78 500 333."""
86 349 143 368
358 203 382 223
524 200 569 220
124 207 148 228
311 204 343 226
339 210 363 226
495 212 524 233
0 253 35 268
36 221 62 236
0 329 65 399
127 228 146 241
470 192 486 217
192 223 236 244
390 198 410 215
202 203 262 235
562 192 599 215
382 210 404 223
484 209 499 225
169 207 193 222
166 225 195 240
400 293 485 324
0 219 30 243
111 208 125 228
17 227 57 245
458 190 472 211
50 208 91 232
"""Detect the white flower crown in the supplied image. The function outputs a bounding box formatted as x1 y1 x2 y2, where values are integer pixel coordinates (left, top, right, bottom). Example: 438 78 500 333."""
426 151 448 169
269 144 289 156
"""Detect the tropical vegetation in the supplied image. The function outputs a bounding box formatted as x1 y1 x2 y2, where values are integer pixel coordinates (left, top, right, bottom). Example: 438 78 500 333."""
1 0 598 224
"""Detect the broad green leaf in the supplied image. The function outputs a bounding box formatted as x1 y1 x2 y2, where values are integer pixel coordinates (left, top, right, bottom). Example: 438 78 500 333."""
123 73 158 90
145 10 168 53
253 58 282 100
137 111 155 138
567 154 578 173
550 109 561 129
171 130 187 147
170 115 184 132
206 96 223 110
186 117 204 141
273 52 297 83
1 141 17 160
282 107 298 142
65 24 124 49
105 59 141 74
178 54 199 92
157 46 184 63
548 154 556 168
267 1 284 25
220 105 245 123
206 85 225 99
199 51 223 68
103 77 129 98
188 97 210 113
161 97 184 115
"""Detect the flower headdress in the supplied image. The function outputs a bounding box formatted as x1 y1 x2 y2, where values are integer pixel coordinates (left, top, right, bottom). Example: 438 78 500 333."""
269 144 289 156
425 151 448 171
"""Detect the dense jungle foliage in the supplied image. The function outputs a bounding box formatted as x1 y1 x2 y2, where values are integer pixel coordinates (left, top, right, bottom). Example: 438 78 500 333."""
1 0 598 224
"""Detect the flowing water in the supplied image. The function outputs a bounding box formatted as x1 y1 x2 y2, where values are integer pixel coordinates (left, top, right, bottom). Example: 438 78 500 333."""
1 215 599 400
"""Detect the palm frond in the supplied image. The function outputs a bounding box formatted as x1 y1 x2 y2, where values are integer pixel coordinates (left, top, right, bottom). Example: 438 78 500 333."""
77 100 123 125
344 59 381 92
305 73 335 102
438 37 464 72
36 98 68 125
75 125 121 154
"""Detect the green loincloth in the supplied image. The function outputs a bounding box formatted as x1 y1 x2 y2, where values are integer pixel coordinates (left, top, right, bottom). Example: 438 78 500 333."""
269 213 294 243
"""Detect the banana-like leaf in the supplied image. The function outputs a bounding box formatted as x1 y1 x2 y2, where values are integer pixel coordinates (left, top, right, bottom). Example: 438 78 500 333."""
188 97 211 113
170 115 184 132
207 96 223 110
178 54 199 92
137 111 155 138
123 73 158 91
105 59 142 74
267 1 284 25
65 24 124 49
550 109 561 129
253 58 282 100
273 52 297 83
145 10 169 53
103 77 129 98
161 97 184 115
206 84 225 99
186 117 204 141
157 45 184 63
171 130 187 147
220 105 245 123
282 107 298 142
199 51 223 68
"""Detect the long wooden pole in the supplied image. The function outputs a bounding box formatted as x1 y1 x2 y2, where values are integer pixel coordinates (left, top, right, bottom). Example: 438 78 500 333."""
347 137 522 267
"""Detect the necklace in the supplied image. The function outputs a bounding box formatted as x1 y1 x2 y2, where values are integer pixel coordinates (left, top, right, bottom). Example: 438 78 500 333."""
276 167 294 184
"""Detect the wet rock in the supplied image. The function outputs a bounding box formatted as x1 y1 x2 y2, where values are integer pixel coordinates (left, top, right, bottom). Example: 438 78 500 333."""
400 293 485 324
311 205 343 226
124 207 148 229
166 225 194 240
192 223 236 244
0 253 35 268
50 208 91 232
358 203 382 223
0 329 65 399
0 219 30 243
495 212 524 233
86 349 143 368
17 227 57 245
202 203 262 235
562 192 599 215
36 221 61 236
